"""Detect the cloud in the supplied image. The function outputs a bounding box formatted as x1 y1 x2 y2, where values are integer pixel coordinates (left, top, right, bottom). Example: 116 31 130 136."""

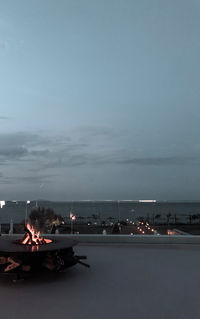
0 173 55 185
117 156 199 166
73 125 117 137
16 174 55 184
0 42 6 49
0 116 9 120
0 131 90 170
0 147 28 158
0 132 41 148
0 129 199 178
71 125 120 144
0 40 9 51
30 150 50 157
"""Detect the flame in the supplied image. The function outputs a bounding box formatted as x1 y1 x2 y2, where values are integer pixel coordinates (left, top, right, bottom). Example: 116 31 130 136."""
22 223 52 245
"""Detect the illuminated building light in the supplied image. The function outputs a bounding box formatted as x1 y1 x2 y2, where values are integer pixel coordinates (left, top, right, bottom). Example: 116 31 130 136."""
0 201 5 208
139 200 157 203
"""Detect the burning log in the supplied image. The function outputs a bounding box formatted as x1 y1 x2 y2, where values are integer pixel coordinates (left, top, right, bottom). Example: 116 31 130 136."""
0 256 21 272
15 223 52 245
4 257 21 272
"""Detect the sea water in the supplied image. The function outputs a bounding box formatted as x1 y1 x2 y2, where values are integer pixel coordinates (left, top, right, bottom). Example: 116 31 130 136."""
0 200 200 224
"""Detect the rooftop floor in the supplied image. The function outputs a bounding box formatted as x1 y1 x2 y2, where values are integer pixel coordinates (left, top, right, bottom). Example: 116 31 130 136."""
0 243 199 319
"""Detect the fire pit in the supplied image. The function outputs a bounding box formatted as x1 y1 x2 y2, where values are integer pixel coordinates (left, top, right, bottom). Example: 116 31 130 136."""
0 225 89 281
14 223 53 246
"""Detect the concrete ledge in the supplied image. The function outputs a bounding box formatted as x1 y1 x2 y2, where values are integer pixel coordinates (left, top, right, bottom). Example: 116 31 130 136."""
3 233 200 244
51 234 200 244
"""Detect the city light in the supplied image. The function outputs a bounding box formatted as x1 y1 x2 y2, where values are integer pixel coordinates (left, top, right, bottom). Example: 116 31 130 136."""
0 201 5 208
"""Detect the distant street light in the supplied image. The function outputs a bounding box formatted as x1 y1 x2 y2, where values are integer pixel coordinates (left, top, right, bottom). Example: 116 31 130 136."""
70 212 76 234
25 200 31 224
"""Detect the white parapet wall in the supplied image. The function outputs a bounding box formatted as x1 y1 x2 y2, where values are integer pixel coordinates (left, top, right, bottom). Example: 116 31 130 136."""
4 233 200 244
52 234 200 244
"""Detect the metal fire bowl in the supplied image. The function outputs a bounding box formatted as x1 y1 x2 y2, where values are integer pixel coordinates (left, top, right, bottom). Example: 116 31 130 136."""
0 235 77 254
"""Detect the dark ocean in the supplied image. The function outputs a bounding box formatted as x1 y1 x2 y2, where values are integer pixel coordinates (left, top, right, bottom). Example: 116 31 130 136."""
1 200 200 224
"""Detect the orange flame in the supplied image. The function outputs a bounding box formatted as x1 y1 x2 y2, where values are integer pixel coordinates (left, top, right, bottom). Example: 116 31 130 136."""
22 223 52 245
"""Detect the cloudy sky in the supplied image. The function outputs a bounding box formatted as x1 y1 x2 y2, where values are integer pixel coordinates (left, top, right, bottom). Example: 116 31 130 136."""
0 0 200 200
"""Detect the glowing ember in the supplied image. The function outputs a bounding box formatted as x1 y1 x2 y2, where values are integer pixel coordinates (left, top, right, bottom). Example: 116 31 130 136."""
19 223 52 245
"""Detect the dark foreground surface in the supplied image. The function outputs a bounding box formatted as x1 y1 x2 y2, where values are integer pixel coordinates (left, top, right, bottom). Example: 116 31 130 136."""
0 243 199 319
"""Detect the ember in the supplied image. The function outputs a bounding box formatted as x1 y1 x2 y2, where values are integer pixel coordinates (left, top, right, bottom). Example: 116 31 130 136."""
15 223 52 245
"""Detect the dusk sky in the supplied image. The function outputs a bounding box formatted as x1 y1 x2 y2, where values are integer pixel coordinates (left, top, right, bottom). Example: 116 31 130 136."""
0 0 200 200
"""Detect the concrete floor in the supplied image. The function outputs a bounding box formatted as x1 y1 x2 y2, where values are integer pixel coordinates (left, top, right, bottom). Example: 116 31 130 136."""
0 244 200 319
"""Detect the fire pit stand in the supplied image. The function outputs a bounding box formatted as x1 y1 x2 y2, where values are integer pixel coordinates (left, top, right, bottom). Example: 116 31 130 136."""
0 235 89 281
